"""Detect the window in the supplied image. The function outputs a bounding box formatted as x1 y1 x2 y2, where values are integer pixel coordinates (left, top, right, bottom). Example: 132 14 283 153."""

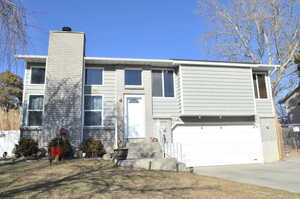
84 96 102 126
85 68 103 85
31 68 45 84
125 69 142 85
28 95 43 126
253 73 268 99
152 70 174 97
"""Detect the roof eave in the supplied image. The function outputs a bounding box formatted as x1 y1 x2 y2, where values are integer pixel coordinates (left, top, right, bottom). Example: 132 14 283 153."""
84 57 175 67
15 55 47 63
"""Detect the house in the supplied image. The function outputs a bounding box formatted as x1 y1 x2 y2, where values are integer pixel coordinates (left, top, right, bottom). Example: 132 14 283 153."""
16 28 280 167
279 85 300 127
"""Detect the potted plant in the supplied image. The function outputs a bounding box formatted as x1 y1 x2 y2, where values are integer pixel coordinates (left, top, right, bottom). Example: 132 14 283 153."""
48 137 65 161
48 128 72 161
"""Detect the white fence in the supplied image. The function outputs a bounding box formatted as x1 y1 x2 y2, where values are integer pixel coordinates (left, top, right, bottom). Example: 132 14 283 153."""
0 131 20 157
162 142 183 162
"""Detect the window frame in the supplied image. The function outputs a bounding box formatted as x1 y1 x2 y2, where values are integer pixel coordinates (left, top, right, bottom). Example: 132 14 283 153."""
253 72 269 100
83 94 104 127
27 95 44 127
152 69 176 98
30 66 46 85
84 67 104 86
124 68 143 87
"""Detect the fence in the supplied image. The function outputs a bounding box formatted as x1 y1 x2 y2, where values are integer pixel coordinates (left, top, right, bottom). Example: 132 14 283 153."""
282 127 300 152
162 142 183 162
0 131 20 157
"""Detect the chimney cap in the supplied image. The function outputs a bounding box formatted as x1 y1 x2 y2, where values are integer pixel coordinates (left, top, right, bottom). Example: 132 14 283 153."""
62 27 72 31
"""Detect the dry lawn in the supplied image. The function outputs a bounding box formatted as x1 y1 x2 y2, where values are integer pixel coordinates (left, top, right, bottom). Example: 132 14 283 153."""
0 160 299 199
0 109 20 130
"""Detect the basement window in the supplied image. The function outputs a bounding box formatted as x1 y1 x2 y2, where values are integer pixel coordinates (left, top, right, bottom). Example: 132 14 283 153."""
152 70 174 97
253 73 268 99
31 67 45 84
84 96 102 126
28 95 44 126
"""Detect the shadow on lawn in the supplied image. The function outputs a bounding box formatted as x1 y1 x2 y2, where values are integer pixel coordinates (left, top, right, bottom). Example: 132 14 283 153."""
0 162 221 198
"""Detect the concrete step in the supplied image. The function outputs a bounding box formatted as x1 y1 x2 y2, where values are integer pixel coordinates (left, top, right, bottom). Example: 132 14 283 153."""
119 158 187 171
126 140 163 159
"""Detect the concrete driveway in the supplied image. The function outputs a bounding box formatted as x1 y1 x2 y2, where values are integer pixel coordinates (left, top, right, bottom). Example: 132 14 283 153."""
194 160 300 193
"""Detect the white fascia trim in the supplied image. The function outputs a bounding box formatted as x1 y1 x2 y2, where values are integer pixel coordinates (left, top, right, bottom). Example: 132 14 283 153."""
16 55 279 70
15 55 47 63
173 60 279 69
180 114 256 117
84 57 175 67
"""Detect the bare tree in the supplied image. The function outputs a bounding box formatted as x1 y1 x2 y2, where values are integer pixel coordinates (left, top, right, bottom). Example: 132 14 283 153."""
0 0 27 68
197 0 300 98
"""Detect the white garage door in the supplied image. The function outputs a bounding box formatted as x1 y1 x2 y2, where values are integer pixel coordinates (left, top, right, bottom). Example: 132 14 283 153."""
173 125 264 167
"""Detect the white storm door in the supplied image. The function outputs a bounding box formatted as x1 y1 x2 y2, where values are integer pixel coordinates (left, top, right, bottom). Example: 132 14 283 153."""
124 95 145 138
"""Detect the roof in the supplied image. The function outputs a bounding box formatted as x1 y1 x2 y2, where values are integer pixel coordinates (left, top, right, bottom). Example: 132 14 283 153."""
279 85 300 104
15 55 278 70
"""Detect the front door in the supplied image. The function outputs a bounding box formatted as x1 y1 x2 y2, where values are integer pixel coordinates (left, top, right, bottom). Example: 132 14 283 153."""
124 95 145 139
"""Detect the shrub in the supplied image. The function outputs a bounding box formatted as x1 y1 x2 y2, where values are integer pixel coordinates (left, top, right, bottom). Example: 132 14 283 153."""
80 137 105 158
14 138 38 157
48 137 73 158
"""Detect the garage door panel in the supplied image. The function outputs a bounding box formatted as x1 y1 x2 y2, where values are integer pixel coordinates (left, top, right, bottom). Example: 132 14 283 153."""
173 125 264 167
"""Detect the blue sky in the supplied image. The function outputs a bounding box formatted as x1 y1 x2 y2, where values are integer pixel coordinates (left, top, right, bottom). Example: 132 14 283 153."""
24 1 206 58
9 0 210 76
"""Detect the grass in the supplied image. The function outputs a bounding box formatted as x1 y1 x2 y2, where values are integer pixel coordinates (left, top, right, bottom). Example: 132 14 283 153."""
0 160 299 199
0 108 20 130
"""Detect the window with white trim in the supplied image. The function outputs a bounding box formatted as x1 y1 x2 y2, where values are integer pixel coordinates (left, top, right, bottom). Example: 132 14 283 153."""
28 95 44 126
152 70 174 97
85 68 103 85
125 69 142 85
31 68 45 84
84 96 102 126
253 73 268 99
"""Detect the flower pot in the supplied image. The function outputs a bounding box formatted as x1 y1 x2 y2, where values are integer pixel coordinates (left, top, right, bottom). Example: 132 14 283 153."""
113 148 128 160
50 146 64 160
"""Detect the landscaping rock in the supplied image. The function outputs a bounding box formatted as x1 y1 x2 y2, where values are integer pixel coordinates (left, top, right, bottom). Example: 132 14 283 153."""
176 162 187 172
151 158 177 171
126 140 163 159
37 148 47 158
119 159 135 168
73 150 83 159
102 153 112 160
133 158 153 170
104 146 114 154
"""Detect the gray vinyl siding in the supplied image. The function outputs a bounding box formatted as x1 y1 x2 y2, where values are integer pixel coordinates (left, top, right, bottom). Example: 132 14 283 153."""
84 65 116 128
256 100 274 117
152 72 180 117
180 65 255 116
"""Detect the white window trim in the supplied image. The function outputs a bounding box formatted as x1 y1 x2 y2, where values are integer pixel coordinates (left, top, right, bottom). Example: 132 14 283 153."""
26 94 44 127
29 66 46 85
124 68 143 87
253 72 269 100
84 94 104 127
152 69 176 98
84 67 104 86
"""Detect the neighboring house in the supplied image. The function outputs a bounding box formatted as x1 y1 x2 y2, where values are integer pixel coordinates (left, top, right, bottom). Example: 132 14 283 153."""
279 85 300 126
16 29 280 167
